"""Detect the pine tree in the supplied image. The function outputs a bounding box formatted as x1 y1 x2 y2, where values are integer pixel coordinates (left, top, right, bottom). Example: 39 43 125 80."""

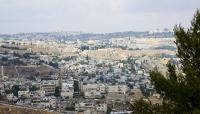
54 86 61 97
132 10 200 113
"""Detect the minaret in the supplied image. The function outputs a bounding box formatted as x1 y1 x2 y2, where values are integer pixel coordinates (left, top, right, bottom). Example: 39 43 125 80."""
15 66 20 85
1 66 4 80
58 68 63 112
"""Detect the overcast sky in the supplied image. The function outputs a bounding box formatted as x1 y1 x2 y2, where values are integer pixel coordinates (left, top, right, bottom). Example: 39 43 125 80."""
0 0 199 33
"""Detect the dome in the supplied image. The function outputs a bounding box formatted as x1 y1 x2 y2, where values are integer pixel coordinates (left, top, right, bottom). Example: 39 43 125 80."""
87 40 95 45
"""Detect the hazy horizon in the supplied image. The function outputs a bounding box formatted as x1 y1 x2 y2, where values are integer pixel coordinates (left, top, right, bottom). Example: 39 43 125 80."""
0 0 199 34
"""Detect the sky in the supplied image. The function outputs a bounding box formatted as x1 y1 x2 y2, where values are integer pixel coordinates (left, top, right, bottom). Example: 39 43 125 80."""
0 0 199 34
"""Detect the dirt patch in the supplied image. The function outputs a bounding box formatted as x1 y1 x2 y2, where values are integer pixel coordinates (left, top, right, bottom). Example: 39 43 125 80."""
0 104 58 114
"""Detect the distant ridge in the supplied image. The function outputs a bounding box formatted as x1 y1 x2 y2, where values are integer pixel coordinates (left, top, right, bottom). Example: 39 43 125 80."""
0 31 174 41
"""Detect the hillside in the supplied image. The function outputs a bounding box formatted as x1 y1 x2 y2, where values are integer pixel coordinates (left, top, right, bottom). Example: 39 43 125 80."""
0 104 58 114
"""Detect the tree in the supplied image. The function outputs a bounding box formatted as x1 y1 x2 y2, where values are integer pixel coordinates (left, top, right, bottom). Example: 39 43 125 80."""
132 10 200 113
74 80 80 92
130 63 136 74
131 98 163 114
5 89 12 94
86 54 89 60
29 85 39 92
54 86 61 97
12 85 20 97
49 61 59 69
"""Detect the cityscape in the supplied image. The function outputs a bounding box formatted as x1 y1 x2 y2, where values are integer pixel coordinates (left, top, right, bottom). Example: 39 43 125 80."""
0 31 176 114
0 0 200 114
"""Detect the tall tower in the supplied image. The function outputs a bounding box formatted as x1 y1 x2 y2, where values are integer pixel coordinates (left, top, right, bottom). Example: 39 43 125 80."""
1 66 4 81
58 68 64 112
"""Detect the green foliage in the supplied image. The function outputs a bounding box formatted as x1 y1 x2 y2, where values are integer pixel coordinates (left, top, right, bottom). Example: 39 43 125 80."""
29 85 39 92
130 63 136 74
96 63 103 67
12 85 20 97
54 86 61 97
49 61 59 69
74 80 80 92
80 60 88 65
65 106 75 111
131 99 154 114
27 76 36 81
131 99 166 114
86 54 89 60
5 89 12 94
132 10 200 113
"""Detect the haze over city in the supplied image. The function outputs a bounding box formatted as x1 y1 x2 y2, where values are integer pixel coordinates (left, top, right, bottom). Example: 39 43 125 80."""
0 0 199 33
1 0 200 114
